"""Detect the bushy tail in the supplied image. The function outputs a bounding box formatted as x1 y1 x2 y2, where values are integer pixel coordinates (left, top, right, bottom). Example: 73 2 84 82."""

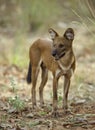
26 62 32 84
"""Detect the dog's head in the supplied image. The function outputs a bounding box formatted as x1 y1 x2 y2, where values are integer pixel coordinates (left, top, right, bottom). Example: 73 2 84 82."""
49 28 74 60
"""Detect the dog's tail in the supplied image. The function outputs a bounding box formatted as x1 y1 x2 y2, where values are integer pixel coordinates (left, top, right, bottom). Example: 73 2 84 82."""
26 62 32 84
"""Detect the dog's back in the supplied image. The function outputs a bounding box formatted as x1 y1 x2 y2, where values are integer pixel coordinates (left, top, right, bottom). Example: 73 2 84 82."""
29 38 59 72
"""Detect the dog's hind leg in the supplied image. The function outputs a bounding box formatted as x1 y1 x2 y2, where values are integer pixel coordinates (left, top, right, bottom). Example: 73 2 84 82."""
30 49 41 108
39 62 48 107
31 64 40 108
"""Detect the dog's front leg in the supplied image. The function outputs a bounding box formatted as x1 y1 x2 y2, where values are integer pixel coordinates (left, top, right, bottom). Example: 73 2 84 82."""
52 76 58 117
63 75 71 113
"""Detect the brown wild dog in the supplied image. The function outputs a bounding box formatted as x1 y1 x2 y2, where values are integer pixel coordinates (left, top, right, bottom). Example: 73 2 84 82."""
27 28 75 117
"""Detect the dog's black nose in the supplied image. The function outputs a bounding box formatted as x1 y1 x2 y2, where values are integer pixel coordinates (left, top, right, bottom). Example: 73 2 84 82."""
52 50 57 56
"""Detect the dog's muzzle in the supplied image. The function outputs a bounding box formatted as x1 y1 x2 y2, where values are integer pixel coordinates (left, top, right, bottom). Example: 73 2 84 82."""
52 50 65 60
52 50 57 57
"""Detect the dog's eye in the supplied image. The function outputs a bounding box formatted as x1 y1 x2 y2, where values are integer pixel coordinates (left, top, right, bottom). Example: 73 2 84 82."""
59 44 64 48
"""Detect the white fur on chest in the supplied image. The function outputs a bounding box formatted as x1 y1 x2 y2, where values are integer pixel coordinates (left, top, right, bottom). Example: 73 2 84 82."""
55 68 73 78
55 60 74 77
55 69 61 77
57 60 71 71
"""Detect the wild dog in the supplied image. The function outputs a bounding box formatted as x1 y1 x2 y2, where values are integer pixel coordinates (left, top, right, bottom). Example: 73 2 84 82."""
27 28 75 117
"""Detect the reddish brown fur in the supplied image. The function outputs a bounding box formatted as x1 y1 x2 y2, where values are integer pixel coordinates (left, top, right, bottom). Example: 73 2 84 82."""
27 28 75 117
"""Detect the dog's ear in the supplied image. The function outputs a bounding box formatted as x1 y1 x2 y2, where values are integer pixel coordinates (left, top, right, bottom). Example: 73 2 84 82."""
64 28 74 40
49 28 59 40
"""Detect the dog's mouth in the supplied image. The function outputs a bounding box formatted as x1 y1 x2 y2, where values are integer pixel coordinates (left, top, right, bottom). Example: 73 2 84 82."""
52 52 66 60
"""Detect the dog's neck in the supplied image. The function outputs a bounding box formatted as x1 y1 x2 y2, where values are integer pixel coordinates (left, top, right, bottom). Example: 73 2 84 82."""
57 50 74 72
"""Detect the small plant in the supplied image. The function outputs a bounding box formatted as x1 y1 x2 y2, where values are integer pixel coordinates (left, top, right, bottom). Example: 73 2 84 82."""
28 121 41 127
8 95 25 112
1 114 8 122
39 111 47 116
58 95 63 107
58 95 63 103
10 77 17 93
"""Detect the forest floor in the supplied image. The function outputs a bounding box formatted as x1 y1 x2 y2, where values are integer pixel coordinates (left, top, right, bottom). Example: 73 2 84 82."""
0 26 95 130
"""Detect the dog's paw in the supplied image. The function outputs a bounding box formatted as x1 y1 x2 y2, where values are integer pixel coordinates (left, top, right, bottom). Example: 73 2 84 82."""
40 102 45 108
51 110 59 118
63 108 73 115
32 103 37 109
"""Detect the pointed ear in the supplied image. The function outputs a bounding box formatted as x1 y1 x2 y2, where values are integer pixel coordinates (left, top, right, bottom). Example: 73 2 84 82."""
48 28 59 40
64 28 74 40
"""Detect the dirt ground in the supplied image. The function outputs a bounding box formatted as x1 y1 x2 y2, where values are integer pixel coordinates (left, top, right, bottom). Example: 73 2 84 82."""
0 26 95 130
0 64 95 130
